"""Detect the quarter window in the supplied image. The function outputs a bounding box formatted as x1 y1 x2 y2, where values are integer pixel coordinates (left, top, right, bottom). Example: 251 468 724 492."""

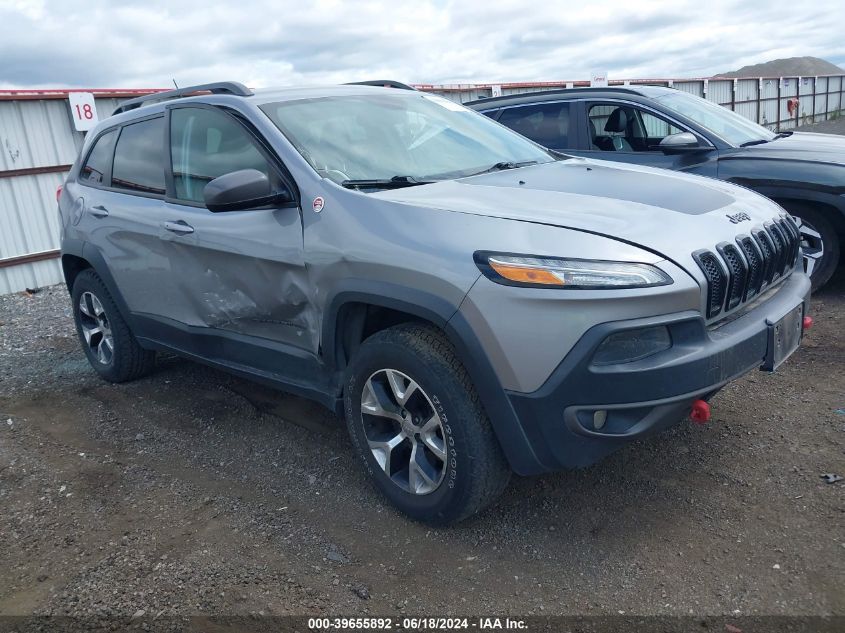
79 129 117 185
111 118 166 195
170 107 274 203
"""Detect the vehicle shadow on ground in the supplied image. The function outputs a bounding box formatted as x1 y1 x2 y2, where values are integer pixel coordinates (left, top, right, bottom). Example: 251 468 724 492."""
144 350 712 539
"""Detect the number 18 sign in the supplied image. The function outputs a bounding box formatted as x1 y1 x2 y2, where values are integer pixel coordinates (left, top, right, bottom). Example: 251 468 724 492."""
68 92 99 131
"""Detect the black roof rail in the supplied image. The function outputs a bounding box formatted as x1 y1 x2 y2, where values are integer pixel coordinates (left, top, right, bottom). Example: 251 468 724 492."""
345 80 416 91
463 85 647 106
112 81 253 116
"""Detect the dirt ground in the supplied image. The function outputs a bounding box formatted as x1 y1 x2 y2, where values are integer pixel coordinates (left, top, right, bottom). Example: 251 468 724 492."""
795 116 845 135
0 266 843 625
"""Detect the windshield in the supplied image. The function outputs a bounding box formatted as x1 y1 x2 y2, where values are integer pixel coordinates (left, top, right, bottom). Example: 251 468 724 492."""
260 93 554 185
654 90 777 146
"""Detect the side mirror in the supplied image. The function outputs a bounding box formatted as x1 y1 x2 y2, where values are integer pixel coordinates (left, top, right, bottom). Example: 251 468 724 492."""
203 169 293 212
657 132 706 154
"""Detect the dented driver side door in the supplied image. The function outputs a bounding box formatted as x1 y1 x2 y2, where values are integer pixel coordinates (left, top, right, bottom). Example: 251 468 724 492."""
155 104 315 354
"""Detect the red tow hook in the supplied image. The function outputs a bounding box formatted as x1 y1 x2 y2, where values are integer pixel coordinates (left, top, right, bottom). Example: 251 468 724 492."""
803 316 813 331
690 399 711 424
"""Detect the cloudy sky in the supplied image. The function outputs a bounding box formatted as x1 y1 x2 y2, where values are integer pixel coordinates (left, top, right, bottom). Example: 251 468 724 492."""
1 0 844 89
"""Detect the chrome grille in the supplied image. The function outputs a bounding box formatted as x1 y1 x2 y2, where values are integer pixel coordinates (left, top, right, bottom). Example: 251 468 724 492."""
694 216 800 320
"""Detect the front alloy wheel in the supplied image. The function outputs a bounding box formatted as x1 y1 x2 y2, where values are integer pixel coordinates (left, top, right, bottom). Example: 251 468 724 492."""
781 205 840 291
794 216 824 281
361 369 447 495
344 323 511 525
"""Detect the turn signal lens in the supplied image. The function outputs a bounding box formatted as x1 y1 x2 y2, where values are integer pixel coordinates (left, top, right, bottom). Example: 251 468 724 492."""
488 260 563 285
477 253 672 289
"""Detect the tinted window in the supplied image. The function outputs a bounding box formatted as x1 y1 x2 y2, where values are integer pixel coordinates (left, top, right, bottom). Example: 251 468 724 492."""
80 129 117 185
170 107 273 203
588 103 683 152
496 103 571 148
111 118 165 195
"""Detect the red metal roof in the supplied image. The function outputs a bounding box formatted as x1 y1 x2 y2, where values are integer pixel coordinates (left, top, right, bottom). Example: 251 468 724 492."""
0 88 168 101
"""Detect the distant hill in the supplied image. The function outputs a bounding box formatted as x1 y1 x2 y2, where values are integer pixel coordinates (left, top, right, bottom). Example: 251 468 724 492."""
716 56 844 78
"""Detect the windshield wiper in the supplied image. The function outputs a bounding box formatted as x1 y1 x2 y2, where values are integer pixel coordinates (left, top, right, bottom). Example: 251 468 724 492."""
467 160 539 176
774 131 793 139
739 139 771 147
341 176 433 190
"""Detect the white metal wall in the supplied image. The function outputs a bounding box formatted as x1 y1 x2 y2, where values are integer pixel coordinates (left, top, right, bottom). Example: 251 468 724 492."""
0 96 127 294
424 75 845 129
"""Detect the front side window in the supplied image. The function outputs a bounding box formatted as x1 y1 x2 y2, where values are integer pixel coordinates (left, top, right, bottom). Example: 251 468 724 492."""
170 107 274 203
496 102 571 149
260 93 554 186
588 103 683 152
111 118 165 195
80 129 117 185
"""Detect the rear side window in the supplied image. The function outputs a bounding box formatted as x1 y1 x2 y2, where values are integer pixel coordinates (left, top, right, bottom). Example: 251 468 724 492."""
111 118 166 195
79 129 117 185
496 102 571 149
170 107 273 203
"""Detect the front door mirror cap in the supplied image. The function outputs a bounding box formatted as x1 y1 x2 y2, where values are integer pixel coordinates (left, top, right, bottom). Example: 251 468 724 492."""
203 169 293 212
657 132 707 154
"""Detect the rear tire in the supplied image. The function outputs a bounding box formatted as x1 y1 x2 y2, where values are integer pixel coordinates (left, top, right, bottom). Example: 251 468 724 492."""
71 269 155 382
344 323 511 525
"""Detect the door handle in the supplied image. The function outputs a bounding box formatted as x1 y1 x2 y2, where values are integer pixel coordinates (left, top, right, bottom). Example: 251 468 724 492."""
90 205 109 218
162 220 195 235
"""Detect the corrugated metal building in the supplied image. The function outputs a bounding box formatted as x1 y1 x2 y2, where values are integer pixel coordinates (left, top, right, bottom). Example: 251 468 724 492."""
0 89 161 295
1 75 844 295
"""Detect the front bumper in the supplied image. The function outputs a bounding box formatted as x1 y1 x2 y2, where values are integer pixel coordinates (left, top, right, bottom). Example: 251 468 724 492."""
505 271 811 472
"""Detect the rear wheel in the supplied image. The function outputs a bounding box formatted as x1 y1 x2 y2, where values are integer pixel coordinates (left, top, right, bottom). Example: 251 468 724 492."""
344 324 511 525
71 269 155 382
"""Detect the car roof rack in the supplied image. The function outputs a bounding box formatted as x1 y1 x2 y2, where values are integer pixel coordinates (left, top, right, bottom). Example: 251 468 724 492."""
345 80 416 91
112 81 253 116
463 85 647 106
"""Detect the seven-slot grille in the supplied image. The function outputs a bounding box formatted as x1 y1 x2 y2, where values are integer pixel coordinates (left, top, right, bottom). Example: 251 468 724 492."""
693 215 801 319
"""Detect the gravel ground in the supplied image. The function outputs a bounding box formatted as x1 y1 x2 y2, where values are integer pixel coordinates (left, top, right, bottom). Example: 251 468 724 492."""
795 116 845 135
0 274 843 624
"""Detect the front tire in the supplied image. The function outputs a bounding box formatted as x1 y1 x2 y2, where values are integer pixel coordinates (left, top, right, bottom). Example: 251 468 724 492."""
344 324 511 525
71 269 155 382
782 203 840 291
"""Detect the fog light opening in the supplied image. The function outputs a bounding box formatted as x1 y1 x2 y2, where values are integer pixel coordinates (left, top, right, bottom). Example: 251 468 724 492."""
592 325 672 366
593 410 607 430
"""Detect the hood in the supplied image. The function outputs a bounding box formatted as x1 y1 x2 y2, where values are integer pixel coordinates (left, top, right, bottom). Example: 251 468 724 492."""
739 131 845 166
372 158 785 270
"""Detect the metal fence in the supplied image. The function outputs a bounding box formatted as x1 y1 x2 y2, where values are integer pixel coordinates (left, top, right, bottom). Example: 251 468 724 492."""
1 75 844 295
420 75 845 131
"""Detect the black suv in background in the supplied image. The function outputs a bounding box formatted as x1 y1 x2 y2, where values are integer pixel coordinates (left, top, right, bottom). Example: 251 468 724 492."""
467 86 845 290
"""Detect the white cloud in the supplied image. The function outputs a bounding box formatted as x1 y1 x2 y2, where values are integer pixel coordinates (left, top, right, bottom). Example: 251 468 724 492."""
0 0 843 88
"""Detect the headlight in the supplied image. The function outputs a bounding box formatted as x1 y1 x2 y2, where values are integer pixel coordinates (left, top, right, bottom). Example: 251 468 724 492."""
474 252 672 289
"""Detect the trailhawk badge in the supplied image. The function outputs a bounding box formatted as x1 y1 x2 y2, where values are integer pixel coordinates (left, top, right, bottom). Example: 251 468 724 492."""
312 196 325 213
726 211 751 224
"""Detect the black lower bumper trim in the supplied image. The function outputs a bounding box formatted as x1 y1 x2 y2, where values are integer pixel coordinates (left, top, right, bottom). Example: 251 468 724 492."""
506 271 811 472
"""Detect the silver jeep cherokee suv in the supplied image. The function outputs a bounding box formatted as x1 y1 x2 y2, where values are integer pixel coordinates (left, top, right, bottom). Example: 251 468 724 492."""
58 81 811 524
